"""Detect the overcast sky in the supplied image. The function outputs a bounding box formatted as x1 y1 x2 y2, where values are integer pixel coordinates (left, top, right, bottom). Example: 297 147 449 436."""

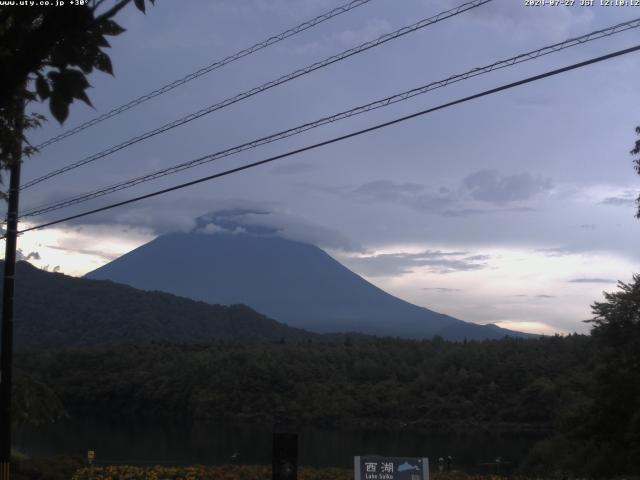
7 0 640 334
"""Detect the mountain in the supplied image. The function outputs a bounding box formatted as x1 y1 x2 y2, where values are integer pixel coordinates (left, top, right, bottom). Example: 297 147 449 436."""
86 210 529 340
4 260 319 351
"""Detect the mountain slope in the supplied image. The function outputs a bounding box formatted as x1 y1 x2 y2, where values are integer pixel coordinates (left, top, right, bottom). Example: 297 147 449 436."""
86 215 527 340
4 261 318 351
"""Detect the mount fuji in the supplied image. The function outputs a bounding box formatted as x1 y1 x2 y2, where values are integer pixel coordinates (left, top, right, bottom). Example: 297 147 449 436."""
86 210 529 340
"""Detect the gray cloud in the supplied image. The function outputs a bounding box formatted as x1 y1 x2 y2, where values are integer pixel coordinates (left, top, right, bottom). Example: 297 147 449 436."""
509 294 556 299
25 251 40 260
463 170 553 205
309 179 455 214
34 196 364 254
46 245 121 261
464 254 491 261
598 189 638 207
600 196 637 206
34 195 205 235
422 287 462 293
568 278 616 284
442 206 537 217
46 197 276 235
337 171 551 217
16 249 41 262
344 249 490 277
536 246 581 257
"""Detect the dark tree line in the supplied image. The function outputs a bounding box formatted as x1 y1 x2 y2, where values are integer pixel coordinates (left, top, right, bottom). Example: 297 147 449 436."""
16 335 592 433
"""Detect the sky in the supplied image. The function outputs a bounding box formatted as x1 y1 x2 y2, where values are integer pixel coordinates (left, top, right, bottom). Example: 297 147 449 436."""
5 0 640 335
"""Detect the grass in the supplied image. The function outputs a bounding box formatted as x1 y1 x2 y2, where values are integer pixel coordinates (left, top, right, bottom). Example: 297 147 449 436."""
70 465 528 480
10 457 568 480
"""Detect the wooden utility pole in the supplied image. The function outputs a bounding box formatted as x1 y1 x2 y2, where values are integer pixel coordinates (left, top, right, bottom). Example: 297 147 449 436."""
0 93 24 480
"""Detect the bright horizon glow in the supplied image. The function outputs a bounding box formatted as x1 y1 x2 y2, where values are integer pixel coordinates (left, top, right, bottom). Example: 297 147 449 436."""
6 221 154 277
336 244 636 335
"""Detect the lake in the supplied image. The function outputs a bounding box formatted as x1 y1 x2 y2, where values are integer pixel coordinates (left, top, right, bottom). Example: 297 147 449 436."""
14 419 542 473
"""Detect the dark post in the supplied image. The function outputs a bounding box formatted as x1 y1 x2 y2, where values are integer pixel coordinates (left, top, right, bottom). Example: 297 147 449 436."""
272 433 298 480
0 94 24 480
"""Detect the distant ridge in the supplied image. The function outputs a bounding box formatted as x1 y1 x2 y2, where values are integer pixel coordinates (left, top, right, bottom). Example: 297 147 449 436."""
86 210 532 340
3 260 320 351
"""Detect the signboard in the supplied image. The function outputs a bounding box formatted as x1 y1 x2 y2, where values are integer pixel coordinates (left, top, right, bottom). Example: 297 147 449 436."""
354 456 429 480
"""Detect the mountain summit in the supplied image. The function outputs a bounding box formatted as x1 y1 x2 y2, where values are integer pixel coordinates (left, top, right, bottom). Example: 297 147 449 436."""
86 210 527 340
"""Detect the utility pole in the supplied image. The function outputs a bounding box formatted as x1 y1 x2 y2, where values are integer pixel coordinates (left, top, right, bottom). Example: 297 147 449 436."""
0 93 24 480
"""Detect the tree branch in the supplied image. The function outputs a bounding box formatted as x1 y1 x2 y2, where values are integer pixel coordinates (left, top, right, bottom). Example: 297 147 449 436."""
93 0 131 24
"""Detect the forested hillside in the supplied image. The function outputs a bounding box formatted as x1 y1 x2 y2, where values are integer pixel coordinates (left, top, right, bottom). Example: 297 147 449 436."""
4 261 319 350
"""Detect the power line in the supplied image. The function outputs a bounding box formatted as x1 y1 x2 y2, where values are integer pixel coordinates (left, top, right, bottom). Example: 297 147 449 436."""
12 44 640 238
34 0 376 151
18 17 640 219
20 0 493 190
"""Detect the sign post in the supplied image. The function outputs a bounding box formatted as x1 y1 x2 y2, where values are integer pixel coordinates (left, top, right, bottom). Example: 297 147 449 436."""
354 456 429 480
87 450 95 480
272 433 297 480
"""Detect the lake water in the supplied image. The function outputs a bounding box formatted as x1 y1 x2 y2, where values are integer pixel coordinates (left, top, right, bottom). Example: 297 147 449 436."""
14 419 542 473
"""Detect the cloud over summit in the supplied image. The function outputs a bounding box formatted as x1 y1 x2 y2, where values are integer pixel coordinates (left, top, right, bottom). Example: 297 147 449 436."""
194 207 363 252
